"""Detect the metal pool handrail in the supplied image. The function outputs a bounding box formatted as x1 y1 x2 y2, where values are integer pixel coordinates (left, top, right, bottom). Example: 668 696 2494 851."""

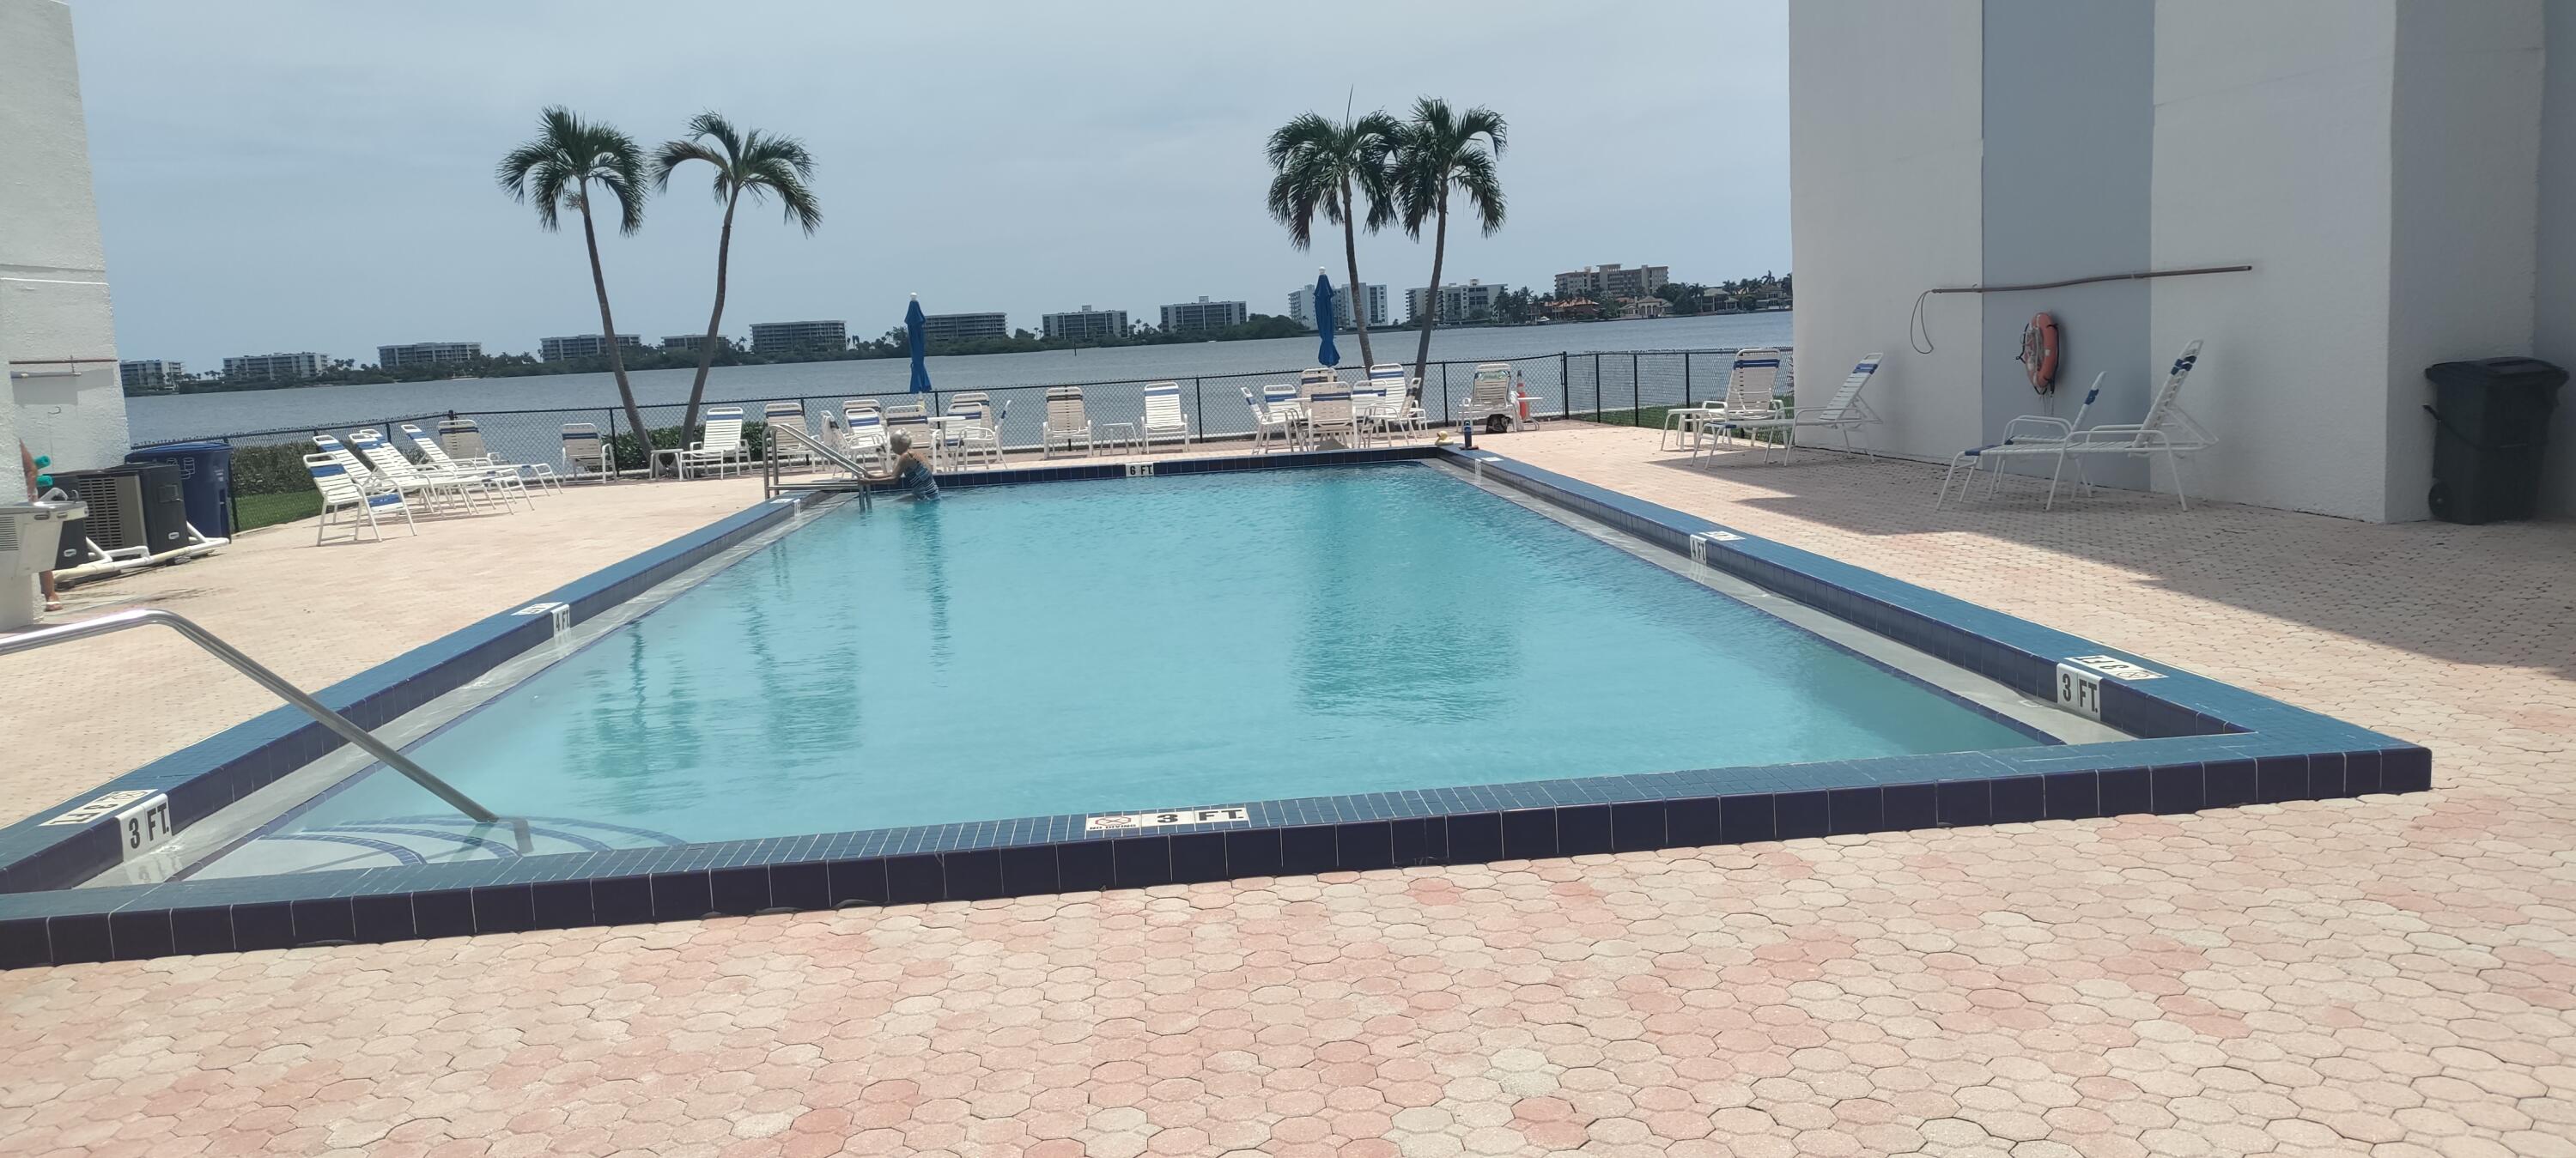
0 608 501 824
763 421 876 506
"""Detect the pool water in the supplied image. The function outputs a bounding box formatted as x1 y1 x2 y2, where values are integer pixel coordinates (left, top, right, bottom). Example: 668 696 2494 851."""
202 465 2040 873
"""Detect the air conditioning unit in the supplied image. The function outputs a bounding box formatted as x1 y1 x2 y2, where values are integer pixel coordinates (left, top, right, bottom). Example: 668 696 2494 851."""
56 464 187 555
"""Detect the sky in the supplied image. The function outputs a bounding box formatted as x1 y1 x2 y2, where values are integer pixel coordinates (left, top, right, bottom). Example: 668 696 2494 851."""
69 1 1790 367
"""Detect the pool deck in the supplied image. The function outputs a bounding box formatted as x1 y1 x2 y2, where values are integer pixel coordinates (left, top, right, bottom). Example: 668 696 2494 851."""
4 424 2573 1158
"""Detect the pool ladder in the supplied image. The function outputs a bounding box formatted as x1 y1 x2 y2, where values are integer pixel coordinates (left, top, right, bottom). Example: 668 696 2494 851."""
762 421 875 509
0 609 512 834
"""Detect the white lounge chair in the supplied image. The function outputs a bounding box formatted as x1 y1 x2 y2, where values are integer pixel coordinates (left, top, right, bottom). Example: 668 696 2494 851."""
1359 373 1427 440
562 423 613 483
676 406 747 480
399 423 535 507
1139 382 1191 452
1305 388 1358 448
351 431 493 513
1720 355 1884 463
762 402 811 470
945 397 1003 469
1041 387 1092 457
1666 349 1787 452
313 434 411 506
306 453 414 544
1298 367 1340 394
1937 340 2208 510
431 417 560 492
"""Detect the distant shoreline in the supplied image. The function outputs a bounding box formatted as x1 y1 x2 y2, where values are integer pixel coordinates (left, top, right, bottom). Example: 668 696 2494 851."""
125 309 1789 398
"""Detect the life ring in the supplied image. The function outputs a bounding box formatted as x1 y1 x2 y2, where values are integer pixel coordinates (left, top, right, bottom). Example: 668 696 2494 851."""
2019 312 2060 393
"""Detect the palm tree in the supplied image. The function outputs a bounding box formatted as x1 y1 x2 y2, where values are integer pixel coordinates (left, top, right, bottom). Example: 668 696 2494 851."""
1266 109 1401 368
496 107 653 471
653 112 822 439
1392 99 1507 394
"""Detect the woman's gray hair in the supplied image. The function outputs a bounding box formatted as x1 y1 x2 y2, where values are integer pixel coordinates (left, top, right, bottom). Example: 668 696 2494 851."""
889 430 913 453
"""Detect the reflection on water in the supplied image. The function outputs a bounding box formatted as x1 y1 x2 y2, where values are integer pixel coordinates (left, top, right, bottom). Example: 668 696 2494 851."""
255 464 2037 846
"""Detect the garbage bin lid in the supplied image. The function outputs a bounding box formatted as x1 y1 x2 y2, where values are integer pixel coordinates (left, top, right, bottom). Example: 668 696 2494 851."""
2426 357 2568 387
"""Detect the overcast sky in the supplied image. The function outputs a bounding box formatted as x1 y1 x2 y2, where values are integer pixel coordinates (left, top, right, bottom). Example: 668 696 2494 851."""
70 1 1789 367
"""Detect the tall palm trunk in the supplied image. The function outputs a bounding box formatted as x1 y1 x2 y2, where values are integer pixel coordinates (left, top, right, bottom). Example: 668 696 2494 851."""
1338 174 1375 371
577 185 653 476
678 191 741 439
1409 185 1449 394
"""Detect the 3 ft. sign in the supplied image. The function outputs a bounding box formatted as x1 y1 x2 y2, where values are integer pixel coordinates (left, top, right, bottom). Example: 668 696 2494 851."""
115 793 173 862
2055 664 2104 719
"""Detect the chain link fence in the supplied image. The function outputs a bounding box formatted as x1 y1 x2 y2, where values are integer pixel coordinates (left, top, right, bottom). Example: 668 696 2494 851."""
144 347 1789 532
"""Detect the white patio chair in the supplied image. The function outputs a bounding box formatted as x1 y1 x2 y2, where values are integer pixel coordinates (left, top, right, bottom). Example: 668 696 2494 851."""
841 406 890 468
1937 340 2208 510
1458 362 1543 433
1305 389 1358 448
1243 386 1301 452
1040 387 1093 458
399 423 534 508
1299 367 1340 394
1719 355 1884 463
676 406 747 480
562 423 614 483
1139 382 1191 452
762 402 812 470
306 453 414 544
944 397 1003 469
1667 349 1787 453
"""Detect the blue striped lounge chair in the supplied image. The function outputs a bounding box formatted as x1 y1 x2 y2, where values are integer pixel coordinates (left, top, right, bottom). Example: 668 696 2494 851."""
306 452 414 544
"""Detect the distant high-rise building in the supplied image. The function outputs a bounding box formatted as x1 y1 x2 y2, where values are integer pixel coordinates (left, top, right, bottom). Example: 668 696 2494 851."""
919 312 1010 346
221 351 328 381
1288 281 1388 331
661 334 715 352
1041 306 1131 342
375 342 482 369
1405 281 1509 324
749 319 848 354
1158 297 1248 335
118 359 182 390
1553 264 1670 300
539 334 643 361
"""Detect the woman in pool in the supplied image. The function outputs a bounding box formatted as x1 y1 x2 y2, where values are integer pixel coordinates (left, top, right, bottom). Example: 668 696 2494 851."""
866 429 939 501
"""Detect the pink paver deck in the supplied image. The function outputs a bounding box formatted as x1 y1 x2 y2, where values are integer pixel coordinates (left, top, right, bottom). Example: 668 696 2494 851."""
3 425 2572 1158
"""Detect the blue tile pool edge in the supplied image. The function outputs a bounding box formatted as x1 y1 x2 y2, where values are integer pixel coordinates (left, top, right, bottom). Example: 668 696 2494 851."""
0 445 2428 968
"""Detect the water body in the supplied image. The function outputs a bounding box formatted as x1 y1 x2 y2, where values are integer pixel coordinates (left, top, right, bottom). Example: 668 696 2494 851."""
130 312 1791 442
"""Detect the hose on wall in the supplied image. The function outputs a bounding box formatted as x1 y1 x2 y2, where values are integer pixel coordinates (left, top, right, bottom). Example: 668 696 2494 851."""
1907 264 2253 354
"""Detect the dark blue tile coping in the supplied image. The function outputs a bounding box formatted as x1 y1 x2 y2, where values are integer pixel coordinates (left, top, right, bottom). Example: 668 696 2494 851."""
0 446 2428 967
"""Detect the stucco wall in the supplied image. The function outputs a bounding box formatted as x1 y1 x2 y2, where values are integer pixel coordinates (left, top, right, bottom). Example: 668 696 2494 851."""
2148 0 2401 520
1788 0 1985 463
2540 0 2576 517
2385 0 2545 522
2 0 128 503
1980 0 2155 488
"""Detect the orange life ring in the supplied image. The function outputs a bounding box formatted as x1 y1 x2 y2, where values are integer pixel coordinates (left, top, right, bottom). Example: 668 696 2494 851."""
2019 312 2060 393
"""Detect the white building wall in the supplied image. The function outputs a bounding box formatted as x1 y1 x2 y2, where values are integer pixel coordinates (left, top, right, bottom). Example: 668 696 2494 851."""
1 0 128 505
1787 0 1985 463
2147 0 2402 520
2383 1 2545 522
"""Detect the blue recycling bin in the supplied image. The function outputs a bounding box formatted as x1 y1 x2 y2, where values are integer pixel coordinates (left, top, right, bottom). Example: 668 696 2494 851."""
125 441 234 538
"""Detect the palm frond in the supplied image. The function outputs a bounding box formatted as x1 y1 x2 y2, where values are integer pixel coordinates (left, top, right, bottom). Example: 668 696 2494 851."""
1452 149 1505 235
652 139 727 195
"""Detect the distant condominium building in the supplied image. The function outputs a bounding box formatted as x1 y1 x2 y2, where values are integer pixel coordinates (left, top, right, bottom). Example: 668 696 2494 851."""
661 334 714 352
538 333 643 361
1041 306 1130 343
1553 264 1670 300
749 319 848 354
920 312 1009 346
118 359 182 389
221 351 329 380
1405 281 1509 324
1158 297 1248 335
1287 281 1389 330
375 341 482 369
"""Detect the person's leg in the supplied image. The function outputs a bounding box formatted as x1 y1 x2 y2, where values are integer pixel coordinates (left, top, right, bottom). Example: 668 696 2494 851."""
39 570 59 612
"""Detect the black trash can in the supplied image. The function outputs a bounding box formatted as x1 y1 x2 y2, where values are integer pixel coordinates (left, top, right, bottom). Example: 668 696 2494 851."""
125 440 234 538
2424 357 2567 524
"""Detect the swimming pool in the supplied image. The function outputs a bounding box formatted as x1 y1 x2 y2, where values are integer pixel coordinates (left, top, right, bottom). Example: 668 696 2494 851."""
191 465 2043 876
0 446 2429 967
